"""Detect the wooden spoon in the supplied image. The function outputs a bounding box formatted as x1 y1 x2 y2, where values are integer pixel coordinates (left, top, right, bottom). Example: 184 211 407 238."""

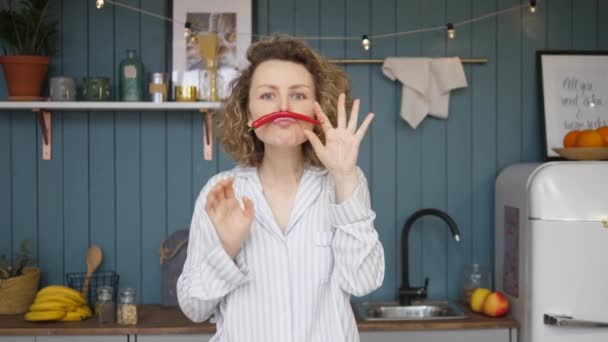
81 245 103 299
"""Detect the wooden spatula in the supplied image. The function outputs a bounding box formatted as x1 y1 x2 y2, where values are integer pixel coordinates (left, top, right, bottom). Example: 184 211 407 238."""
82 245 103 299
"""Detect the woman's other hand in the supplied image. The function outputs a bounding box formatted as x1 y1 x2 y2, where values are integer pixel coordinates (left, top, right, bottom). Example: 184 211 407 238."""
205 178 255 258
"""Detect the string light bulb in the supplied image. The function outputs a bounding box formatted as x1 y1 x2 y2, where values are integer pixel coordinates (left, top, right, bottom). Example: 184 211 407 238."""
447 23 455 39
529 0 537 13
361 35 371 51
184 22 192 39
96 0 104 9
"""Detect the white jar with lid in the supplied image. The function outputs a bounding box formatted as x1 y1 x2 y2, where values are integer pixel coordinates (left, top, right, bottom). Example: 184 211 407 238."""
117 287 138 325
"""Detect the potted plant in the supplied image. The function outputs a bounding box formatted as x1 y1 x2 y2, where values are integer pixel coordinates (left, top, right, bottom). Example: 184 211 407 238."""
0 0 56 100
0 240 40 314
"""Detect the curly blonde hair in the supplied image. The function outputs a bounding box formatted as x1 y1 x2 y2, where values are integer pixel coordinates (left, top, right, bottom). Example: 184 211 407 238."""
217 34 352 167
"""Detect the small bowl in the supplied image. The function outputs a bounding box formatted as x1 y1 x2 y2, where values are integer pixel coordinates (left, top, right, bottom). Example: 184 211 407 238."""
552 147 608 160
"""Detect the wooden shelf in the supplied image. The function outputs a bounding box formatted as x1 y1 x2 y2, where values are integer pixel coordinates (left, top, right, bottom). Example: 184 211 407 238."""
0 101 218 161
0 101 222 111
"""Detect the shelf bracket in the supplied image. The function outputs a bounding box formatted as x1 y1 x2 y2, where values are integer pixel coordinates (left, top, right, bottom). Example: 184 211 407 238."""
200 108 213 161
32 108 52 160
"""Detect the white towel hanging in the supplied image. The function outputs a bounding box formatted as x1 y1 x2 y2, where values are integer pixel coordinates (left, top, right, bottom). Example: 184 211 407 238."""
382 57 468 129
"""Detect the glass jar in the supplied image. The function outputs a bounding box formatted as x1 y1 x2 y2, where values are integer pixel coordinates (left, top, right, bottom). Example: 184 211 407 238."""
95 286 116 323
117 287 138 325
119 49 145 101
461 263 491 304
83 77 111 101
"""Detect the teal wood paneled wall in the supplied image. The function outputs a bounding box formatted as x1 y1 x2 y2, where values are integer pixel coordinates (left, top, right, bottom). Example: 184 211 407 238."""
1 0 606 304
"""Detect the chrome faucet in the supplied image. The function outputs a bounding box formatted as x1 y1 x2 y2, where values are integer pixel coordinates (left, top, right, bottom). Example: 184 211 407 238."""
399 208 461 306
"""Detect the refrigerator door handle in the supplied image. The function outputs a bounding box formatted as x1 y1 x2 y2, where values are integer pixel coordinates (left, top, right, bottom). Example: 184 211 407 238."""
544 313 608 328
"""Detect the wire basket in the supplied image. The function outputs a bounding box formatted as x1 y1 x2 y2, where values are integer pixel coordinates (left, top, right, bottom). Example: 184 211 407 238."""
66 270 119 308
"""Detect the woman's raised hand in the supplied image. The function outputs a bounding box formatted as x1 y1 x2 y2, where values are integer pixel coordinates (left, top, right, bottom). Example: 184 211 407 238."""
205 178 254 259
303 93 374 179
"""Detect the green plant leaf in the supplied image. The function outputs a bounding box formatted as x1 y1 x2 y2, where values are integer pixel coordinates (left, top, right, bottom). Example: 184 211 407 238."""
0 0 56 55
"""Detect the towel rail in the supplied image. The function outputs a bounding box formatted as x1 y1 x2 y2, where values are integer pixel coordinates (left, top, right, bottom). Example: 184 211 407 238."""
329 58 487 64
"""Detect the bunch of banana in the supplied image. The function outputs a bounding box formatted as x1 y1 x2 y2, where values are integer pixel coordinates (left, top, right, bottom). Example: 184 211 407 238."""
24 285 92 322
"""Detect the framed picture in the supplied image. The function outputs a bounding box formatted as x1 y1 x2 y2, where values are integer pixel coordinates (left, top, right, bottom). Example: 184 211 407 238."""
172 0 252 100
537 51 608 160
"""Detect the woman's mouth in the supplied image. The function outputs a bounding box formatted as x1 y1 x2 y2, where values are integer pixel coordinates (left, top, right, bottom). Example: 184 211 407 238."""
273 117 297 127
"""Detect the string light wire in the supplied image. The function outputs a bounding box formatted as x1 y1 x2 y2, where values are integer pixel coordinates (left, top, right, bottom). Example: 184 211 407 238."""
97 0 537 42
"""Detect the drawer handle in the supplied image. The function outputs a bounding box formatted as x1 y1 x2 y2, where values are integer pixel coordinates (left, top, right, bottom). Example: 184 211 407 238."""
544 313 608 328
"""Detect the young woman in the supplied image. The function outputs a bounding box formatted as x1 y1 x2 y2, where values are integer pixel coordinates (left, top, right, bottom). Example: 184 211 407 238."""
178 35 385 342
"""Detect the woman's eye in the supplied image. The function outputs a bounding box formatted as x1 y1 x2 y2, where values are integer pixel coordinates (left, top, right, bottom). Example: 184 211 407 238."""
292 93 307 100
260 93 274 100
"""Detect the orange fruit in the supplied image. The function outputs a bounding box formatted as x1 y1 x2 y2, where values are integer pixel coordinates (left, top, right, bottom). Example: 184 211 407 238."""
576 130 604 147
596 126 608 147
563 130 580 148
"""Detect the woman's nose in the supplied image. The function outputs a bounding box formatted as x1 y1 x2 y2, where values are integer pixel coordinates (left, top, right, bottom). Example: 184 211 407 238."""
279 95 289 111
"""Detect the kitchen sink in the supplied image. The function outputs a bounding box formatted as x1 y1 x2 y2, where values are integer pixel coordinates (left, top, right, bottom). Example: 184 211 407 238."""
354 300 467 321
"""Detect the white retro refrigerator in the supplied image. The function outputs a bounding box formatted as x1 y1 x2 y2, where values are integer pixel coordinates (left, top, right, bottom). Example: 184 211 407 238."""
495 162 608 342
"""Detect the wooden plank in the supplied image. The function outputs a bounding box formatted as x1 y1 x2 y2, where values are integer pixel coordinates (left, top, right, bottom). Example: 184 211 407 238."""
167 111 193 234
268 0 294 34
0 111 10 263
521 0 547 162
394 0 424 298
572 0 597 49
599 1 608 49
216 133 236 172
0 1 7 99
318 0 348 58
419 0 447 300
344 0 372 302
140 0 168 305
62 111 90 276
11 112 38 268
89 0 116 273
0 0 12 263
370 0 397 301
36 0 64 288
255 0 269 36
36 110 64 286
62 0 90 280
296 0 320 51
496 0 522 171
47 0 63 88
345 0 371 186
114 0 142 297
192 112 217 209
547 0 573 49
471 0 498 278
445 0 473 301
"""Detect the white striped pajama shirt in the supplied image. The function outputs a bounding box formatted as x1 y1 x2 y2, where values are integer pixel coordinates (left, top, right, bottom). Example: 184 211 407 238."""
177 165 385 342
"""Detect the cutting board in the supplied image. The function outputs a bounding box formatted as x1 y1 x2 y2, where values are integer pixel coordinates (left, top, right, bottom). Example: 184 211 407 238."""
160 229 189 306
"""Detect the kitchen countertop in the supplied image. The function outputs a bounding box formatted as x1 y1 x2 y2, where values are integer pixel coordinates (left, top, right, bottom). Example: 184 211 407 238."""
0 304 518 336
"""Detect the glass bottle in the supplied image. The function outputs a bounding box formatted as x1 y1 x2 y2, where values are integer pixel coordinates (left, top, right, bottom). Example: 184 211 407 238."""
461 263 491 304
117 287 138 325
119 49 145 101
95 286 116 323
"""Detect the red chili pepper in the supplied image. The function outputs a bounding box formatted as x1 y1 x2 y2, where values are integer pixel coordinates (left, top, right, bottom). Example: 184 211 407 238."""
251 111 322 129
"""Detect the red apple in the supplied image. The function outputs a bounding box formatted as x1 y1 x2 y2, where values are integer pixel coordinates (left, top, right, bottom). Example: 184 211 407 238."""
482 291 510 317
